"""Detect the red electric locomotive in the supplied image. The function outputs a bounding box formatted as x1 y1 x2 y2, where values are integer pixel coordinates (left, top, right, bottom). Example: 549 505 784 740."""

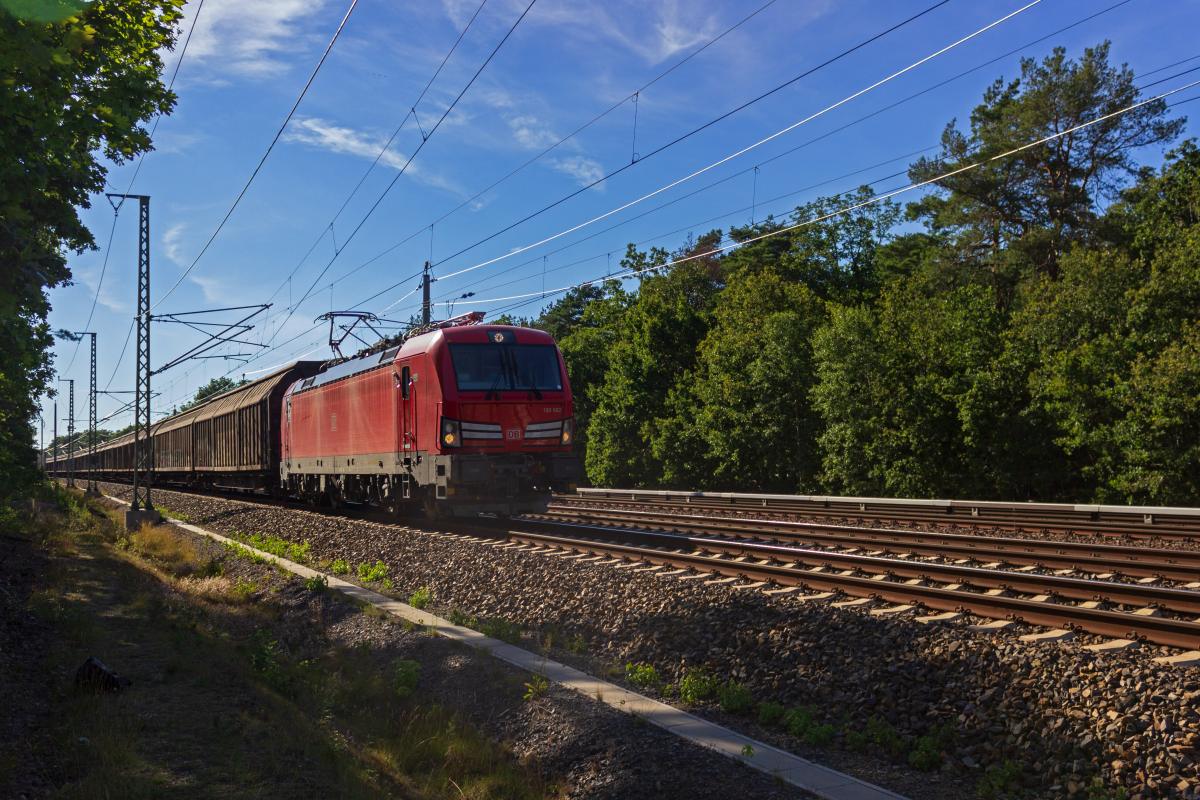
281 313 580 516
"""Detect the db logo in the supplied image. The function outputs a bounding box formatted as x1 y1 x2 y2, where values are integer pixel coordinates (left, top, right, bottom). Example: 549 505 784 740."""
506 429 521 440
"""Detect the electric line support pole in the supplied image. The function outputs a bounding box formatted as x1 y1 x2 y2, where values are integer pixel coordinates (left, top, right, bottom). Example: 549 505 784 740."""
71 332 100 495
108 193 160 530
88 332 98 494
59 379 75 489
422 261 432 325
52 401 57 476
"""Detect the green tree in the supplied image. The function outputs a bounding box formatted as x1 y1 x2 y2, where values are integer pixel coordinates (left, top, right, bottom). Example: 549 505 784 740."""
585 241 721 486
179 376 245 412
908 42 1183 279
554 280 631 459
1014 143 1200 502
1 0 182 497
813 277 1006 498
662 269 826 491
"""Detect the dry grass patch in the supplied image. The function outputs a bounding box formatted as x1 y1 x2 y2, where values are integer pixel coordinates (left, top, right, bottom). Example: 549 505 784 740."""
177 575 244 604
129 523 199 571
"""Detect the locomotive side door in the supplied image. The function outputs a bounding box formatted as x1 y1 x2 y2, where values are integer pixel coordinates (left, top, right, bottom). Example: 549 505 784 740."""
399 362 415 460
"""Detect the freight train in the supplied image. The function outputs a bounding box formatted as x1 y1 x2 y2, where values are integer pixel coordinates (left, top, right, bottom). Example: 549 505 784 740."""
45 314 581 516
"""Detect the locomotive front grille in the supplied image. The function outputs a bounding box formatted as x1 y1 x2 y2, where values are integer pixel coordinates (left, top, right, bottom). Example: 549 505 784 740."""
460 421 502 440
523 420 562 439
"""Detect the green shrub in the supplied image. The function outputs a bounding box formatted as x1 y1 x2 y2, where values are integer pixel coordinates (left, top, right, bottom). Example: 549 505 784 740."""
757 701 786 728
977 760 1023 799
803 723 835 747
249 630 289 694
624 662 662 690
523 673 548 701
908 735 942 771
478 617 522 644
717 681 754 715
393 659 421 699
448 608 474 627
304 574 327 593
357 560 388 582
783 706 814 738
408 586 432 609
866 716 908 758
844 728 870 753
330 558 350 575
678 668 719 704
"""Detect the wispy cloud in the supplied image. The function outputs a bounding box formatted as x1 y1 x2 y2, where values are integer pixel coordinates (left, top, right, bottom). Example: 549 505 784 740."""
73 266 129 314
282 116 464 196
163 222 187 266
170 0 325 79
189 273 228 304
507 114 559 149
549 155 605 187
520 0 721 65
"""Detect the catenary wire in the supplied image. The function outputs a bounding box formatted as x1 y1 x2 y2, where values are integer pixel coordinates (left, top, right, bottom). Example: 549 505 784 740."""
61 0 208 374
467 82 1200 313
417 1 1043 293
256 0 539 355
259 0 490 321
424 0 1135 305
154 0 362 310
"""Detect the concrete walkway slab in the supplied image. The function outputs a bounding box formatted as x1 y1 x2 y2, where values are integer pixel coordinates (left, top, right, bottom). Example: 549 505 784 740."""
104 495 907 800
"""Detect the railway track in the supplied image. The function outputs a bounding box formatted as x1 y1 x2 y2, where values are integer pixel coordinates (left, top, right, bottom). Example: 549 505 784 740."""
89 480 1200 651
562 489 1200 540
499 518 1200 650
534 504 1200 583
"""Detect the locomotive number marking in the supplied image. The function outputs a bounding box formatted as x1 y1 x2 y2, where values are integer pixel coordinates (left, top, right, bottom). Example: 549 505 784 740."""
506 429 521 440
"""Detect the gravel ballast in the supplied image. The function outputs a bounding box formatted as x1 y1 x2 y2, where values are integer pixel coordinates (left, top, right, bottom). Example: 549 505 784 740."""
104 483 1200 800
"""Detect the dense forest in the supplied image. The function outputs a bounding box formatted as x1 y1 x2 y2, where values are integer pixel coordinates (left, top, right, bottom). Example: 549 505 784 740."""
504 44 1200 505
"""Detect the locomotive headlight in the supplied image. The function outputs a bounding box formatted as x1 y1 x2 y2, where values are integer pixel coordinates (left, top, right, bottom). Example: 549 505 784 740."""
561 418 574 445
441 417 461 447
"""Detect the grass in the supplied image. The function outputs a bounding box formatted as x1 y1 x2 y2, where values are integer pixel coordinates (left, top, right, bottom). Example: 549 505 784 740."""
330 558 350 575
677 668 719 704
408 586 432 609
393 659 421 699
129 522 200 572
246 532 312 564
447 610 524 645
356 560 389 583
624 662 662 691
522 673 549 702
717 680 754 715
12 486 550 800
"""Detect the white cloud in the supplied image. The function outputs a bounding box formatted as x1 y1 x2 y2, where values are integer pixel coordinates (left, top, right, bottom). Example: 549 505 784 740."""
189 273 228 304
549 155 605 187
168 0 325 79
524 0 721 65
163 222 187 266
153 130 204 155
507 114 559 150
282 117 464 196
73 265 129 315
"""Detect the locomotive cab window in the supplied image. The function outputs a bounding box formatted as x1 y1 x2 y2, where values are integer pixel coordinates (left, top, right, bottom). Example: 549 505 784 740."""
400 366 410 399
450 344 563 392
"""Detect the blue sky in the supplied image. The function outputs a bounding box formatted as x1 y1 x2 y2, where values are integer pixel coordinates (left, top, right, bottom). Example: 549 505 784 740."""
40 0 1200 438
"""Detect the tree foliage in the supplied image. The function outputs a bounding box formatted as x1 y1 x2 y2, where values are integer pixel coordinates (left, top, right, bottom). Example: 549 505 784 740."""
179 376 245 412
519 43 1196 505
1 0 181 497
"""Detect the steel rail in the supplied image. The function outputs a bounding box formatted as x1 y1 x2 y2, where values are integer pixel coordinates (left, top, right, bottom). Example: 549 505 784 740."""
504 526 1200 649
519 519 1200 615
537 505 1200 582
562 492 1200 539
